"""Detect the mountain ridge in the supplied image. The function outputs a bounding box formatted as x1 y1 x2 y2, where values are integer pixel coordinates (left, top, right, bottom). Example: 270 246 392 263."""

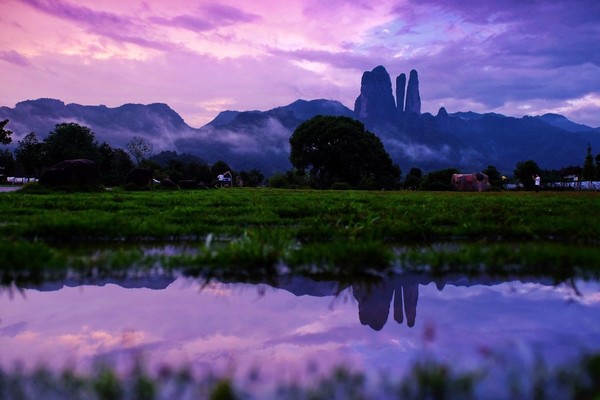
1 72 599 175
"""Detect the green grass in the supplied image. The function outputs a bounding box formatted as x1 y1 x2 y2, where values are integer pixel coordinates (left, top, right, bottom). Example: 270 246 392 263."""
1 188 599 282
2 189 598 243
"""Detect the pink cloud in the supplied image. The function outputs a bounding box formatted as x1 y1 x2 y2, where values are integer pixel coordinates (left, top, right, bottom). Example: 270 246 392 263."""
202 3 260 24
17 0 173 51
149 5 259 33
19 0 130 28
0 50 30 66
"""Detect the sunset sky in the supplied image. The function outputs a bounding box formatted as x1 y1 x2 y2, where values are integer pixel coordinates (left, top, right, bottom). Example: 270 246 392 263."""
1 0 599 128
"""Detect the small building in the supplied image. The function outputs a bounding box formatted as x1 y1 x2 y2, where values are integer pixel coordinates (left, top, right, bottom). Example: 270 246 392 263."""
451 172 491 192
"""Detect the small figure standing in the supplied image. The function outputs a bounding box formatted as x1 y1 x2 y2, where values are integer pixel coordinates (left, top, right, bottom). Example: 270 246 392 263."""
534 174 541 192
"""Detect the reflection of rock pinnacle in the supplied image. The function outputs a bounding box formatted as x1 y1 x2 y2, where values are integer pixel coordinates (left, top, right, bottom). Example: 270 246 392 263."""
353 281 393 331
353 277 420 331
403 284 418 327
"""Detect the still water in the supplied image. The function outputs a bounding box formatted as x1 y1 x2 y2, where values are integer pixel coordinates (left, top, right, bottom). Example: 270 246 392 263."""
1 273 600 395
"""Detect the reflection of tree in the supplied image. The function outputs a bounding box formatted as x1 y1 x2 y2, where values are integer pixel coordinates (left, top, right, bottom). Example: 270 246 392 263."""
353 275 420 331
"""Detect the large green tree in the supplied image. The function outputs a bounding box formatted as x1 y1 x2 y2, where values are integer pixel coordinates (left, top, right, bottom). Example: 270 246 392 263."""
185 162 212 185
15 132 44 178
0 149 15 177
289 115 400 189
98 142 134 186
482 165 502 190
514 160 541 190
421 168 459 191
43 123 101 166
404 167 422 190
211 160 232 177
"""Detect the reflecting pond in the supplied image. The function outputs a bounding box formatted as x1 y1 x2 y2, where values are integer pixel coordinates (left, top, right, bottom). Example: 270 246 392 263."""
2 271 600 397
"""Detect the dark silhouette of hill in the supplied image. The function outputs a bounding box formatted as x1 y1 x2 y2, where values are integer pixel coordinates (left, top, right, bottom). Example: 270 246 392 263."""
2 68 599 175
534 113 600 133
0 98 195 151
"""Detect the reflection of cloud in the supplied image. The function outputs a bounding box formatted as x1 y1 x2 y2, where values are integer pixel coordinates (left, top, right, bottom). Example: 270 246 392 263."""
2 274 600 398
0 321 28 337
291 321 329 336
580 293 600 305
267 325 365 348
548 281 600 305
15 330 39 342
58 327 150 353
183 334 255 354
201 282 236 297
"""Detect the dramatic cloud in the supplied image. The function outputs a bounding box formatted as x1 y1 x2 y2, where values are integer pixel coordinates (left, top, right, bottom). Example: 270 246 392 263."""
150 4 260 33
1 0 599 127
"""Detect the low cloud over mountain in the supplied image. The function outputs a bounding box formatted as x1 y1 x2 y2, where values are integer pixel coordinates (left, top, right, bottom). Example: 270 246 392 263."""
0 98 194 151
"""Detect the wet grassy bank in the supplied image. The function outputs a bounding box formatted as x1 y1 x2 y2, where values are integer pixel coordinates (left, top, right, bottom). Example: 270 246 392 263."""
1 188 599 283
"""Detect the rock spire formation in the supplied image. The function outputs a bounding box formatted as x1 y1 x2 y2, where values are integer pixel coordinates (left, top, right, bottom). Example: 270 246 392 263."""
353 65 396 125
404 69 421 115
354 66 421 127
395 73 406 120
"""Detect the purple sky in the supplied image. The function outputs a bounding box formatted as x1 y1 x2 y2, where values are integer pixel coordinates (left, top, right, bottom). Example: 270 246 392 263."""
1 0 599 127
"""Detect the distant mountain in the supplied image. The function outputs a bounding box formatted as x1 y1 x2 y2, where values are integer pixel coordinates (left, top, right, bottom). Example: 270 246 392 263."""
172 99 354 173
451 111 506 121
348 65 600 173
533 113 598 133
2 69 599 176
0 98 195 151
206 110 241 127
0 98 353 174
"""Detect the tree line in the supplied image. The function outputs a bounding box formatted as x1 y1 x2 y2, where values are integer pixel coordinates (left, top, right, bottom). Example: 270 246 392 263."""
272 116 600 191
0 120 264 188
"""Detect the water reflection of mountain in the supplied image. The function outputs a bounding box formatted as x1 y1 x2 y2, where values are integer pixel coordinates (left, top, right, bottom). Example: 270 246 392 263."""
273 274 560 331
19 273 560 331
20 275 176 291
352 276 419 330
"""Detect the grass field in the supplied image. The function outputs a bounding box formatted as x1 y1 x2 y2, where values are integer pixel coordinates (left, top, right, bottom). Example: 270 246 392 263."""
1 187 599 283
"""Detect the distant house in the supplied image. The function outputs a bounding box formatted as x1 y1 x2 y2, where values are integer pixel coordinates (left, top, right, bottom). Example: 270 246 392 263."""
451 172 491 192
